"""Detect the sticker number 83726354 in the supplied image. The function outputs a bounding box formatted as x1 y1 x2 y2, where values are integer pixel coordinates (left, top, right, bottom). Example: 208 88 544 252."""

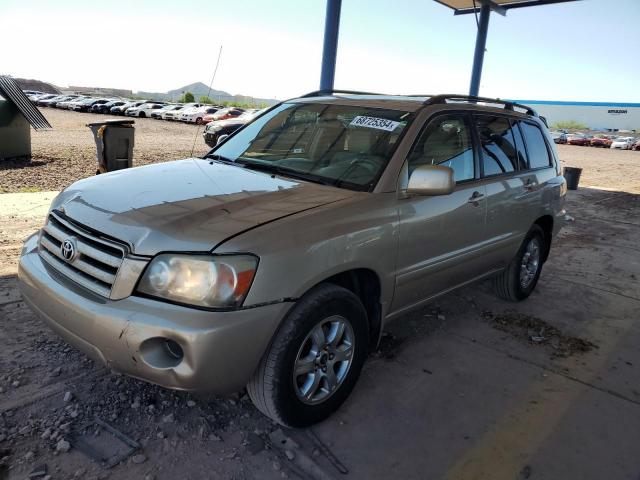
349 116 400 132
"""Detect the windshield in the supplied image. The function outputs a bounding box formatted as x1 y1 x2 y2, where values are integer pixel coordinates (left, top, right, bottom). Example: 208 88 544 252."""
210 102 413 191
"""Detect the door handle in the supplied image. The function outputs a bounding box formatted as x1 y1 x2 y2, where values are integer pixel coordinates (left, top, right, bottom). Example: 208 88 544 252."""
467 191 485 205
524 179 538 191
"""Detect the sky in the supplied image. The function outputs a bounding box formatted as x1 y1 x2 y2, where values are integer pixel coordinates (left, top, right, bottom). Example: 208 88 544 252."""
1 0 639 101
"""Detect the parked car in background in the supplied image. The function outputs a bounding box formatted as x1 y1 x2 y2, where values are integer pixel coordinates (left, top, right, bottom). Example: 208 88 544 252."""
203 109 264 147
28 93 48 102
163 103 201 121
566 133 591 146
180 106 218 124
64 97 91 110
111 101 145 115
126 102 165 118
36 95 64 107
92 100 127 114
18 92 566 428
72 98 112 113
590 135 613 148
32 94 57 104
610 137 635 150
202 107 244 124
151 104 182 119
551 132 567 144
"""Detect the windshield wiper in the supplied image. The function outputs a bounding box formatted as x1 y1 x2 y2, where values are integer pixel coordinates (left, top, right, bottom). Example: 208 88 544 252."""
239 160 335 186
204 153 238 165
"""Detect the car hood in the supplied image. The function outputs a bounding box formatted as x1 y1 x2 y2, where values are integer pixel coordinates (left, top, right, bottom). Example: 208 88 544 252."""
51 158 355 256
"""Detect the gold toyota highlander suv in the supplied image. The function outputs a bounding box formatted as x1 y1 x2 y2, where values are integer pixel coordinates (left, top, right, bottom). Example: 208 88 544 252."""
18 91 567 426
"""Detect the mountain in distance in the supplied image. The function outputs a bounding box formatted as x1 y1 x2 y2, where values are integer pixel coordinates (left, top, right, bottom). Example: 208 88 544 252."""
137 82 278 106
14 78 61 94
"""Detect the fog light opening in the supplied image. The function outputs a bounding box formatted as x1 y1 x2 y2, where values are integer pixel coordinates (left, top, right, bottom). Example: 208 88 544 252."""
164 339 184 360
139 337 185 369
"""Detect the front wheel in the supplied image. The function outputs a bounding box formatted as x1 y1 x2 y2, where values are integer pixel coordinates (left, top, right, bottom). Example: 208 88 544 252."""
247 283 369 427
493 224 546 302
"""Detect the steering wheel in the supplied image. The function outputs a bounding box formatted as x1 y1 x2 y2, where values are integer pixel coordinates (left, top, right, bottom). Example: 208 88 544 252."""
334 155 381 184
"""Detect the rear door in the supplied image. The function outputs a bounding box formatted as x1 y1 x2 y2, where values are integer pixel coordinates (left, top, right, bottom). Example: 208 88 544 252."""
473 114 545 269
392 113 488 313
514 118 558 220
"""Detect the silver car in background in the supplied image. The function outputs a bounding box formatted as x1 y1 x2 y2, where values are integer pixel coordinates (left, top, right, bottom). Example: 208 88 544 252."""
18 91 566 426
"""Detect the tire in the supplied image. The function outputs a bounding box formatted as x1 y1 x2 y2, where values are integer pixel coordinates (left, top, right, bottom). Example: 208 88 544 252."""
139 112 146 118
196 117 203 125
493 224 546 302
247 283 369 427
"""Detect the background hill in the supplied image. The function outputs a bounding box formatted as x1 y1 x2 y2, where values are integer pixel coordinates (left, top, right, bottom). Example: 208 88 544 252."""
14 78 60 94
137 82 278 106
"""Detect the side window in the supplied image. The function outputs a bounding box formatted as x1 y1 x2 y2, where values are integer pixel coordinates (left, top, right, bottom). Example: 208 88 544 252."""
521 122 552 169
407 115 475 183
475 115 518 176
510 120 529 170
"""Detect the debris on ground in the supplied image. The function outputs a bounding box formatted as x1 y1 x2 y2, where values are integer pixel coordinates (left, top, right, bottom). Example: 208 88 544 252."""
483 310 598 358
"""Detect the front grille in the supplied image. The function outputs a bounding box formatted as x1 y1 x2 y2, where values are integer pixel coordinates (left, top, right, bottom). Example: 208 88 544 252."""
38 212 126 298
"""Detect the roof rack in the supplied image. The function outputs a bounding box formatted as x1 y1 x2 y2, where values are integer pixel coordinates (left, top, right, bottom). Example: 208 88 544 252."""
423 94 538 117
296 90 539 117
299 89 387 98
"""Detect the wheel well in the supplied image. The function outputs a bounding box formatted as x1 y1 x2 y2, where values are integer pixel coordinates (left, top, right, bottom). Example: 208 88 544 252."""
323 269 382 351
534 215 553 261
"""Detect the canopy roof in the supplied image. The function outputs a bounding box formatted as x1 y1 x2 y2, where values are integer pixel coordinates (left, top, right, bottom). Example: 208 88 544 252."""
434 0 578 15
0 75 51 130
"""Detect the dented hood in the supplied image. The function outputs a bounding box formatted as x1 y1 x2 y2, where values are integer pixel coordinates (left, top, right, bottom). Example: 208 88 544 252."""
52 158 354 256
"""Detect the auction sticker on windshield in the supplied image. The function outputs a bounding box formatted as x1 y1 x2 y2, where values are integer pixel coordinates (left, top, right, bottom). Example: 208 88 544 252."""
350 116 400 132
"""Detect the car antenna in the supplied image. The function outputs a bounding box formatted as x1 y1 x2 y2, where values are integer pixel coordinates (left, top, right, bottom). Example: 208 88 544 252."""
191 45 223 157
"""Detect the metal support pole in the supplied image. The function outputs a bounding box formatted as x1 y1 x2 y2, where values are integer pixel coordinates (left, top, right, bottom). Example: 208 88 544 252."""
320 0 342 91
469 4 491 97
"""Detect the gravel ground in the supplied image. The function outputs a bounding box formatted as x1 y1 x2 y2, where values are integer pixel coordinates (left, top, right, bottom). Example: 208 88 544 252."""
0 109 210 193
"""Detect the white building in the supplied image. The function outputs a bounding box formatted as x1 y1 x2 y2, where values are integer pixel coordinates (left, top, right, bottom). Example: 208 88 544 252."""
514 100 640 131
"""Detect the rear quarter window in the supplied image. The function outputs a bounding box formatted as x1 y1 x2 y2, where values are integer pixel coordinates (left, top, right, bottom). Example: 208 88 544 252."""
521 122 552 169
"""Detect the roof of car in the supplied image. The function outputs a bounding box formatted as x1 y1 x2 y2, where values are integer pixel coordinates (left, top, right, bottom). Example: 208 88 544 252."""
286 91 540 119
290 94 428 112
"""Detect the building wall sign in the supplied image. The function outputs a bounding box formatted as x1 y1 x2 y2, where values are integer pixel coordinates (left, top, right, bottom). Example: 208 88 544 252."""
607 109 628 115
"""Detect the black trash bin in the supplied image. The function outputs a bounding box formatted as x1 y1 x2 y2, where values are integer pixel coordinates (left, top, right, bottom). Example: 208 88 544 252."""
86 119 135 174
563 166 582 190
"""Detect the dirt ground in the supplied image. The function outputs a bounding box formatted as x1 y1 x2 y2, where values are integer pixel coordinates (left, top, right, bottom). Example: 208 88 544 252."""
0 109 210 193
1 116 639 479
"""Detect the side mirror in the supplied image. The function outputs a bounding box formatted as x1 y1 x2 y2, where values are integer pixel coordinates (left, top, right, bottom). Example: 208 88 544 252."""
407 164 455 196
216 134 229 145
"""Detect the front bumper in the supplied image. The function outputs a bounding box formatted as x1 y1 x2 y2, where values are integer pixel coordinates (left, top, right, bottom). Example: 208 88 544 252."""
203 132 218 146
18 234 292 394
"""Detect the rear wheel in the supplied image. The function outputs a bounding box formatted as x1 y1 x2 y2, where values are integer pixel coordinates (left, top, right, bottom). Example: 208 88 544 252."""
247 283 369 427
494 224 546 302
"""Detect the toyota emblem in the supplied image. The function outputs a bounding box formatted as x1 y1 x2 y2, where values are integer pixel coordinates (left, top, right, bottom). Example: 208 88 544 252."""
61 238 77 262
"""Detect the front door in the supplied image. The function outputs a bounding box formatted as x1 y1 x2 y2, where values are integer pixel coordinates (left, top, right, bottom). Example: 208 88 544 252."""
392 113 488 314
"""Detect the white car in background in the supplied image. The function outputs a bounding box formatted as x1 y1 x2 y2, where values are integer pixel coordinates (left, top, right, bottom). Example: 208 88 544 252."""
179 106 218 124
151 104 182 119
63 97 90 110
163 103 202 121
610 137 635 150
125 103 166 118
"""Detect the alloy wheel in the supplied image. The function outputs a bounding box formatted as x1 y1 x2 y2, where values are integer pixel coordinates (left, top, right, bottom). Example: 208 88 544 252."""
520 237 541 289
293 315 355 405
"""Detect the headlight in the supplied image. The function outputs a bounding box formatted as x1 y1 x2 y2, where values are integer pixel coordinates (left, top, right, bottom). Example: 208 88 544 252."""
137 254 258 308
